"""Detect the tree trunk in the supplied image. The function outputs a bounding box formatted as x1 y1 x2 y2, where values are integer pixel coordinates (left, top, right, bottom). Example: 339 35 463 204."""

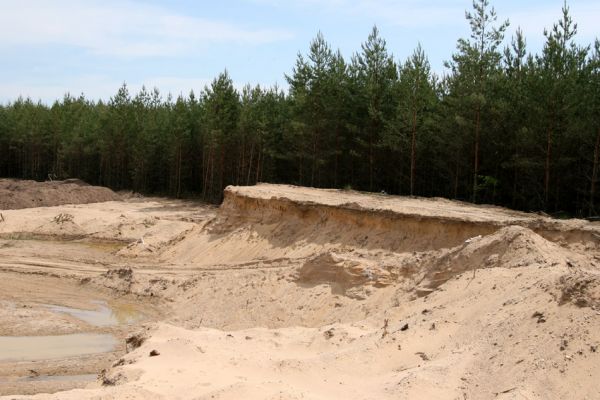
369 129 374 191
209 148 215 200
176 142 182 198
454 154 460 199
311 128 318 187
219 146 225 199
410 106 417 196
334 125 340 187
255 142 262 184
545 125 553 209
591 127 600 216
238 137 245 186
512 137 519 208
472 105 481 203
246 142 254 186
298 153 303 185
202 145 212 200
201 145 208 199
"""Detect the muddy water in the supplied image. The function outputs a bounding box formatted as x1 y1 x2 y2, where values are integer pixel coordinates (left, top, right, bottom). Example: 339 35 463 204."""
45 301 142 327
0 374 98 383
0 334 117 362
0 301 141 363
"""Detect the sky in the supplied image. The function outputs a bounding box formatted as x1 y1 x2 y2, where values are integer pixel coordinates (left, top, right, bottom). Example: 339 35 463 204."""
0 0 598 104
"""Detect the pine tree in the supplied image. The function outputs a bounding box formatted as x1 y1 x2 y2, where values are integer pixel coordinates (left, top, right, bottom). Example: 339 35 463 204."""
395 44 437 195
352 26 398 191
203 71 240 201
501 28 529 207
537 2 588 210
446 0 509 202
586 40 600 215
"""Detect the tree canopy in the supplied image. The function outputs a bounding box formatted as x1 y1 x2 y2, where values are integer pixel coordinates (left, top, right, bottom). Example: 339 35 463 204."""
0 1 598 216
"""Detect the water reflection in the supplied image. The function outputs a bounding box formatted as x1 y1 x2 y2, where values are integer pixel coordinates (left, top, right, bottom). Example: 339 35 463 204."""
0 334 117 361
0 374 98 383
45 301 142 327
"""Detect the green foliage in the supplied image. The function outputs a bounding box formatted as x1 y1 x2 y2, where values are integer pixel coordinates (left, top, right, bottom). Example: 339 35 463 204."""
0 2 598 216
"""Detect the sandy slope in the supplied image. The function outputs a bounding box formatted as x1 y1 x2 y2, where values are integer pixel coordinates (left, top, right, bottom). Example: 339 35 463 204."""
11 265 600 400
1 183 600 399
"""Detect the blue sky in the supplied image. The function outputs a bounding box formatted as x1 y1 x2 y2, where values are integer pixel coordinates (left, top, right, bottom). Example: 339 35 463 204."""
1 0 598 104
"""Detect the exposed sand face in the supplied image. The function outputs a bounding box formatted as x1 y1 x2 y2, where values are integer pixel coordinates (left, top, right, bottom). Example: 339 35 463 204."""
1 183 600 399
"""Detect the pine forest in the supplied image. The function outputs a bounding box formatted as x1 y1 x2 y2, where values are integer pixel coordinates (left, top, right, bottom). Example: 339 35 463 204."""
1 1 599 217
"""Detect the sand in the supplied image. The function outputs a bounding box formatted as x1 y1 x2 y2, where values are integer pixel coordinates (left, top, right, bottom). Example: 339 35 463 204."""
1 182 599 399
0 179 121 210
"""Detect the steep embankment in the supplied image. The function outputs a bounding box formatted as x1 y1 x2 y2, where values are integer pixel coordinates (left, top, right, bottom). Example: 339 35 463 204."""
162 183 598 267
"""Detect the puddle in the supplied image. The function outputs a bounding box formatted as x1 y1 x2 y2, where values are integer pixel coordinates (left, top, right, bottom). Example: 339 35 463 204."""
79 240 125 252
0 237 124 253
23 373 98 382
0 334 117 362
45 301 142 327
0 374 97 383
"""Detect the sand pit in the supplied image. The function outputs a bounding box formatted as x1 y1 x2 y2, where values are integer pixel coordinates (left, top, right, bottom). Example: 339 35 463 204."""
1 182 600 399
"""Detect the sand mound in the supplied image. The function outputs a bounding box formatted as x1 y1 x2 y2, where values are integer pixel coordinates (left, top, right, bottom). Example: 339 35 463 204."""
418 226 573 291
294 226 586 301
295 252 396 299
0 179 120 210
557 271 600 308
31 213 87 238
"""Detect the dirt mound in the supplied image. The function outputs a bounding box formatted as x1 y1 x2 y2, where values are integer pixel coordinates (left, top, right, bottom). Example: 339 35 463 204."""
0 179 120 210
31 213 87 238
418 226 573 291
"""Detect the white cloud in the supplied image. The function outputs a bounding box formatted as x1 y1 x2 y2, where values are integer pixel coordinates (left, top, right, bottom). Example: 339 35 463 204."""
251 0 600 36
506 2 600 48
0 0 294 57
0 75 127 104
0 82 78 104
0 75 258 104
345 0 466 28
249 0 466 28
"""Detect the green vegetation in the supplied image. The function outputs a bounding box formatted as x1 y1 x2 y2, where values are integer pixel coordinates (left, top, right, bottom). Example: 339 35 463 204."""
0 1 598 215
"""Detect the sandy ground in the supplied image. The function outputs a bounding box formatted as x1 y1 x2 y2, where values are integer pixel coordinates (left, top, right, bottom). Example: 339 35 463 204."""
1 183 600 399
